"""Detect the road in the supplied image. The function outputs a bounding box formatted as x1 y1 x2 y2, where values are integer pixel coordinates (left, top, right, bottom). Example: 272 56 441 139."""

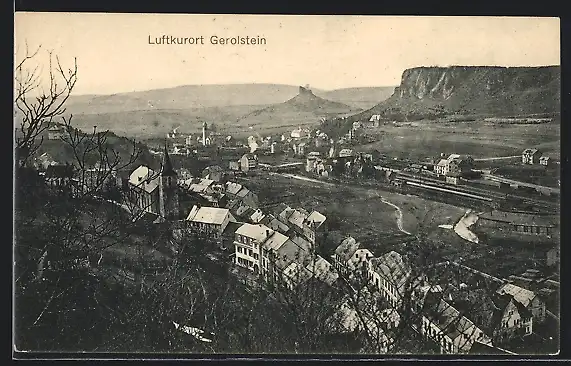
473 155 521 162
277 173 412 235
278 172 335 186
481 173 560 194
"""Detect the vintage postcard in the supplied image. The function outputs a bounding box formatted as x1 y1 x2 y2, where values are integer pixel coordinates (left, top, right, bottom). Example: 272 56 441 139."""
13 13 560 358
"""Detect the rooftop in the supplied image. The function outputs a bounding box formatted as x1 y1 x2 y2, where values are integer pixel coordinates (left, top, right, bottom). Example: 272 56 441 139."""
288 209 309 229
523 148 539 155
437 159 448 167
186 205 231 225
310 255 339 285
128 165 159 193
496 283 536 308
249 209 266 223
339 148 354 157
371 250 411 286
268 215 291 234
263 231 290 251
307 211 327 229
235 223 273 242
225 181 244 195
275 236 312 270
333 237 359 262
236 187 251 198
424 294 482 347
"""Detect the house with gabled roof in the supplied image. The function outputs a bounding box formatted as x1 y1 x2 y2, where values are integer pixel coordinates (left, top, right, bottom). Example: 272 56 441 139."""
307 255 339 286
265 213 292 235
224 181 259 208
260 230 292 282
368 250 412 308
186 205 235 239
522 148 540 165
496 283 545 324
433 154 474 177
249 209 266 224
201 165 225 182
235 186 259 208
234 223 274 274
331 237 360 276
47 123 69 140
447 287 532 347
420 291 490 354
277 205 326 244
282 261 313 290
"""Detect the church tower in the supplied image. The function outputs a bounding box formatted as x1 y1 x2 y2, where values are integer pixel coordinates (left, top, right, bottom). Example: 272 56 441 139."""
158 143 179 220
202 121 208 147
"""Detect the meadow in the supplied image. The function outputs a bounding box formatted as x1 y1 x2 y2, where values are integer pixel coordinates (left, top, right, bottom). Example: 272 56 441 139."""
354 120 561 161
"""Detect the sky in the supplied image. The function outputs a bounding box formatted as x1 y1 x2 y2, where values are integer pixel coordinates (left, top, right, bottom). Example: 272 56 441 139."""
14 13 560 96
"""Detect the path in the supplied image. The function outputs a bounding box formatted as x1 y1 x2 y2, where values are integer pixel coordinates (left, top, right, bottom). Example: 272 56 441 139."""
379 198 412 235
277 173 412 235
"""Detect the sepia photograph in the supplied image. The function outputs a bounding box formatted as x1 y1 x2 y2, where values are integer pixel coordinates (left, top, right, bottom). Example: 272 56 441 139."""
13 13 561 358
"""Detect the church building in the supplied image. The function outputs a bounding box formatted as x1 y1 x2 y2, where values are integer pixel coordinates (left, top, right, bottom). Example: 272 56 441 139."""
127 145 180 220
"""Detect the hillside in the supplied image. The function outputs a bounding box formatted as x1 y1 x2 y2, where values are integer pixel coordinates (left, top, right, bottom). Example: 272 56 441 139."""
25 122 157 170
67 105 267 138
65 84 309 115
68 86 361 138
235 86 360 133
350 66 561 121
315 86 395 109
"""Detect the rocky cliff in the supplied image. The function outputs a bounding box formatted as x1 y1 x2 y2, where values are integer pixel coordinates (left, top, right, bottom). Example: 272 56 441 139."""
360 66 560 120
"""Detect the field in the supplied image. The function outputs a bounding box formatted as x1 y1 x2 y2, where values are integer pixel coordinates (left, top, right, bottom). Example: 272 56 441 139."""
492 164 560 188
64 84 394 140
238 172 466 257
354 120 560 161
69 105 269 139
238 170 559 279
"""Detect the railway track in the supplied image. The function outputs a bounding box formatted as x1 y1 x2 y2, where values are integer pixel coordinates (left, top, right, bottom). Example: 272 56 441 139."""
395 172 558 214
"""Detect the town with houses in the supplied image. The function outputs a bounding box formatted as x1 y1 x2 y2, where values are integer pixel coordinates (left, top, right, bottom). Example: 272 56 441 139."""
18 104 561 355
14 14 561 358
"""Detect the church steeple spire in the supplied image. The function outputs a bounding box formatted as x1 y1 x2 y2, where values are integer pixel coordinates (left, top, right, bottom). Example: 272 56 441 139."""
161 141 176 176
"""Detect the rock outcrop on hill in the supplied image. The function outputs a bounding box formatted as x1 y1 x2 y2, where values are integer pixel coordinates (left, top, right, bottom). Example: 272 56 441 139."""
236 86 358 127
355 66 561 120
